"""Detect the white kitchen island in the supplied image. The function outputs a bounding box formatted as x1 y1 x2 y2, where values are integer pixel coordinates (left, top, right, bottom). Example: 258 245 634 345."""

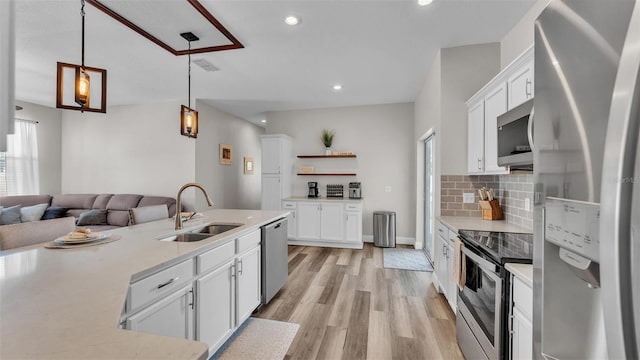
0 209 288 360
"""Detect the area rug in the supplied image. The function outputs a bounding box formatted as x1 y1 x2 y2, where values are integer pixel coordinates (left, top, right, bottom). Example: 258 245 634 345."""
211 318 300 360
383 248 433 272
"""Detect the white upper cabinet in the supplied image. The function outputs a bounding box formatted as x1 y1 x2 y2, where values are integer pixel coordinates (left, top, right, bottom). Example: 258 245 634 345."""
507 60 534 110
261 138 282 174
467 101 485 174
483 82 508 174
466 46 533 175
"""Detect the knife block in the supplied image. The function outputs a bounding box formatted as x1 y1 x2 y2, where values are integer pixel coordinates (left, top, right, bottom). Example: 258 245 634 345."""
479 200 503 220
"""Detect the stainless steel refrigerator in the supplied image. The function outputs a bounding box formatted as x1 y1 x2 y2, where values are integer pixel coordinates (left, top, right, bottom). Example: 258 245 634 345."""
533 0 640 359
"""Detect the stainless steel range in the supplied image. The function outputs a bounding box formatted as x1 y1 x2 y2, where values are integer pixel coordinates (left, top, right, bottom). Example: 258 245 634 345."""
456 230 533 360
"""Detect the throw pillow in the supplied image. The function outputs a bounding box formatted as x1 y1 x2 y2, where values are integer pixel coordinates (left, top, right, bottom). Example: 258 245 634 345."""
76 209 108 226
0 205 23 225
41 206 69 220
20 203 49 222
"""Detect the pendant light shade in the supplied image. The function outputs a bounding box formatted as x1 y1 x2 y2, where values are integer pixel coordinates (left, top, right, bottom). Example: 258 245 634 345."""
56 0 107 113
180 32 199 138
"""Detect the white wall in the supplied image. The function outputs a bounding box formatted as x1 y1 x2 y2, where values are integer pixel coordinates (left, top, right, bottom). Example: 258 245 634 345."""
501 0 550 68
15 100 62 195
195 100 264 210
441 43 501 175
61 101 198 208
266 103 415 240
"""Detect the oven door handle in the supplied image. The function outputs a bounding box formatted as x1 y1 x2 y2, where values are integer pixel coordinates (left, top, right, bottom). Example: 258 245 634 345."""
461 246 501 279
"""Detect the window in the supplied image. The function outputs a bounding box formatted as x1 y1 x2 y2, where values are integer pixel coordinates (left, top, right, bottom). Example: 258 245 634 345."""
0 120 39 196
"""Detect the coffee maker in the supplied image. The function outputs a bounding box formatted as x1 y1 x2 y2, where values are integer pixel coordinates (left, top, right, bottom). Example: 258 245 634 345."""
308 182 319 198
349 182 362 199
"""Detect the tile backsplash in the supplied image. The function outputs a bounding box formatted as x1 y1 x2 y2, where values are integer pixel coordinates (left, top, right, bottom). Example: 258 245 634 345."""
440 174 534 230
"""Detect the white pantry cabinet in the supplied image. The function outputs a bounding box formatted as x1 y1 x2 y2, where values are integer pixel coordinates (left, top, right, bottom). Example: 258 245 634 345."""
261 135 293 211
284 198 363 249
466 46 533 175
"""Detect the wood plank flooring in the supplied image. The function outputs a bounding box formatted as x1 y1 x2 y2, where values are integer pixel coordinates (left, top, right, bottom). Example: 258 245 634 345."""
253 243 464 360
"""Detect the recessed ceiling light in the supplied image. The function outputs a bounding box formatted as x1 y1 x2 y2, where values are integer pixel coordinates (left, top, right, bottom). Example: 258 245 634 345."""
418 0 433 5
261 119 267 123
285 16 300 26
333 84 342 91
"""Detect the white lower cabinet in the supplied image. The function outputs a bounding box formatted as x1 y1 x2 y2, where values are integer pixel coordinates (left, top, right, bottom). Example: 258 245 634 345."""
509 274 533 360
236 246 261 324
285 199 362 248
126 284 194 340
196 260 235 354
125 228 267 356
435 220 457 312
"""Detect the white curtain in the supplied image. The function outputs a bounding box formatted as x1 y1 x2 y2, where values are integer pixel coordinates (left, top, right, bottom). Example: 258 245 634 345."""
5 120 39 195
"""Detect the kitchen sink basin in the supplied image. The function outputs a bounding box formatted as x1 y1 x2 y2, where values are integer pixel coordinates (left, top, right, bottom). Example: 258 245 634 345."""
158 233 212 242
196 224 242 236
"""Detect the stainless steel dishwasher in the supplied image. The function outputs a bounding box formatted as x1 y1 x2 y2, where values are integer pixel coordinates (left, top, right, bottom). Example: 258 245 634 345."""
261 218 288 304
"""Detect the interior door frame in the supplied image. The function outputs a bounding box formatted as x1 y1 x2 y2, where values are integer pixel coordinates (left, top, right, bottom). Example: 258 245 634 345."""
415 128 436 265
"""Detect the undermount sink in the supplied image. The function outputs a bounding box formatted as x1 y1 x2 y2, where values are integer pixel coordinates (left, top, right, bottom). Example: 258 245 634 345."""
158 233 213 242
196 224 242 236
158 223 242 242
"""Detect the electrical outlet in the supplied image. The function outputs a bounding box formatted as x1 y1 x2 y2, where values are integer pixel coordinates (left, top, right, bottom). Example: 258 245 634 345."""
384 186 392 193
463 193 475 204
525 198 531 211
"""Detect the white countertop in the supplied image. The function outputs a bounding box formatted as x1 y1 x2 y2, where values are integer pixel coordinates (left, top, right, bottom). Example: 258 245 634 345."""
284 196 363 203
506 263 533 287
0 209 287 359
437 216 532 234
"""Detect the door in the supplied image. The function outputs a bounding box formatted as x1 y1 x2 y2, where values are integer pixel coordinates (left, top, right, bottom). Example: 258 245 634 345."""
320 202 344 241
261 174 281 211
261 138 281 174
126 284 194 340
237 246 261 324
345 211 362 243
468 100 485 173
507 62 534 110
196 261 235 353
483 83 508 174
423 134 435 264
296 202 321 240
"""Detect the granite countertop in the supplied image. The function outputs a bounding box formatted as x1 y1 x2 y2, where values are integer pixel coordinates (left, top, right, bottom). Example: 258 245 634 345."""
437 215 532 234
0 209 288 359
505 263 533 287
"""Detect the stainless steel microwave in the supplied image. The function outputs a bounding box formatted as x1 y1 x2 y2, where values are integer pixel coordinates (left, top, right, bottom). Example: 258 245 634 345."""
497 99 534 170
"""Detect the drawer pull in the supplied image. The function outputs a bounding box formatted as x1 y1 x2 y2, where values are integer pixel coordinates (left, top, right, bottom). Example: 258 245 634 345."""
157 277 178 290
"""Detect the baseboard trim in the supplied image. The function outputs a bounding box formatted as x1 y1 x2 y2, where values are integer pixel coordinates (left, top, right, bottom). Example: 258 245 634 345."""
287 239 363 249
362 235 415 246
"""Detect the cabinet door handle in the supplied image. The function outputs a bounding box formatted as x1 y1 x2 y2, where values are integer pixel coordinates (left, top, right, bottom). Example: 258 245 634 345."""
231 264 236 278
157 277 178 289
238 260 243 275
188 289 194 310
477 157 482 170
526 79 532 97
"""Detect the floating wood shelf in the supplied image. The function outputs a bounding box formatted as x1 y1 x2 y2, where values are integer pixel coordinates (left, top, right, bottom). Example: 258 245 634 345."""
297 155 357 158
297 173 357 176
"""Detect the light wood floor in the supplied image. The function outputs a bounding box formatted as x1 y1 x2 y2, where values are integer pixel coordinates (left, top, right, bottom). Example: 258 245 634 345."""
253 243 464 360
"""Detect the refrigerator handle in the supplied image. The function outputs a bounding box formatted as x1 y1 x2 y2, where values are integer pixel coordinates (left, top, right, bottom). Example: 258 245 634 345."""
600 2 640 358
527 106 535 152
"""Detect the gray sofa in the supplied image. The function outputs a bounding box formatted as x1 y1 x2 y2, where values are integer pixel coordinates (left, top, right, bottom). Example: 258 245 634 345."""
0 194 178 231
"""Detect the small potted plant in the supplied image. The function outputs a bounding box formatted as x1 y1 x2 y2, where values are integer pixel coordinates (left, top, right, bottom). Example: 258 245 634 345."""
321 129 335 155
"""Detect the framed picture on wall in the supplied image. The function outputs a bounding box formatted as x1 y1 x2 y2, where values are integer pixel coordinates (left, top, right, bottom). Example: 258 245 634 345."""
219 144 232 165
244 157 254 174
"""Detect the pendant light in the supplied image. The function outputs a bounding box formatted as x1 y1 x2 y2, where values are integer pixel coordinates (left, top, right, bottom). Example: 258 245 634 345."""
56 0 107 113
180 32 199 138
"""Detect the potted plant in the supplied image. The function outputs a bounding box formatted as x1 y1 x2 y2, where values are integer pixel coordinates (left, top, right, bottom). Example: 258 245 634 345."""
321 129 335 155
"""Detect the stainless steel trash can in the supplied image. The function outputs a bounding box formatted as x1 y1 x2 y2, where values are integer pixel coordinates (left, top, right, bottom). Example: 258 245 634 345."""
373 211 396 248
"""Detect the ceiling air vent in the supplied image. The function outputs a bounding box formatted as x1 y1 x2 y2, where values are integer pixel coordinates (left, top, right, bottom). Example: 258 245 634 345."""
192 59 219 72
